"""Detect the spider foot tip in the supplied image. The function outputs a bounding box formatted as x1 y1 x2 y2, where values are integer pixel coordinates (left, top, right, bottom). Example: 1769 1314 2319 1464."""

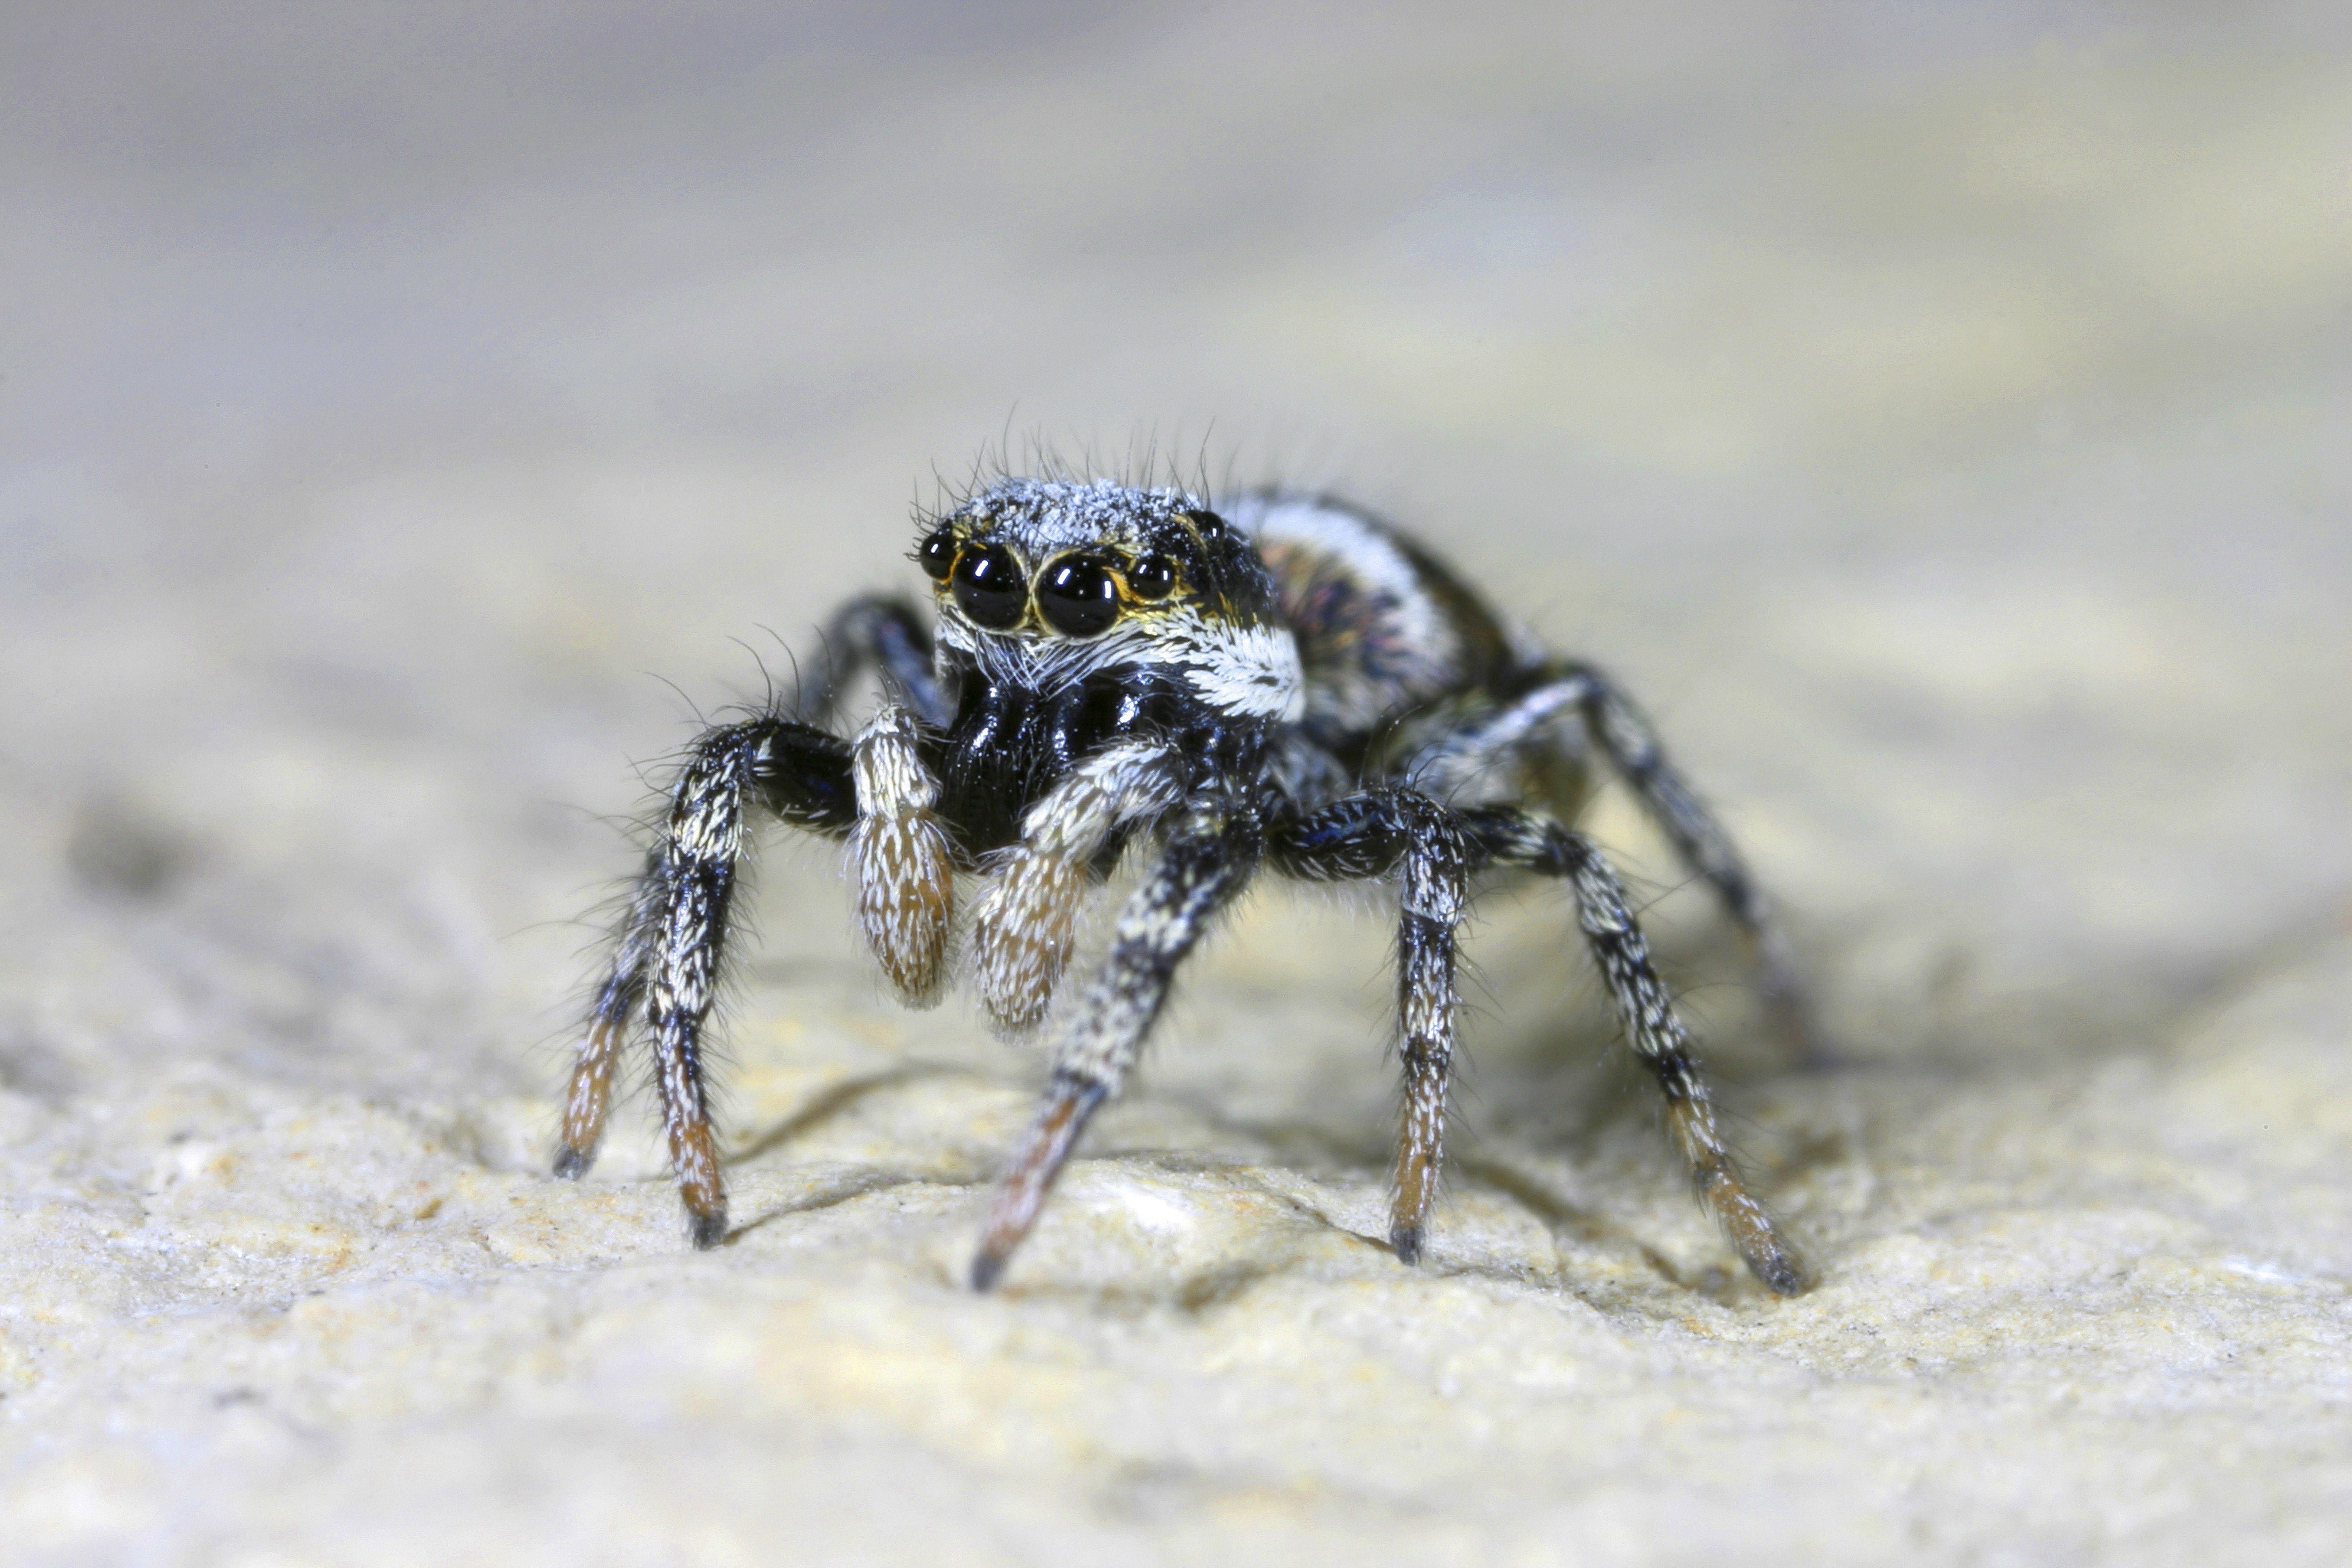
969 1248 1008 1293
1751 1249 1808 1297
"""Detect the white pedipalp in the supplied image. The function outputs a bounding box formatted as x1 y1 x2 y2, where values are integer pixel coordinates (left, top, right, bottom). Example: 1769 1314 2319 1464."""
847 701 955 1007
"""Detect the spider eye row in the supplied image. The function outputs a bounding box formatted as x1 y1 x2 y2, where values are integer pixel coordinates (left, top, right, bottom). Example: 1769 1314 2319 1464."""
916 529 1188 637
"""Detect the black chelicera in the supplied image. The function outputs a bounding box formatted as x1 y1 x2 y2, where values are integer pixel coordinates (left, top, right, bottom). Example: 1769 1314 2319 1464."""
557 474 1811 1293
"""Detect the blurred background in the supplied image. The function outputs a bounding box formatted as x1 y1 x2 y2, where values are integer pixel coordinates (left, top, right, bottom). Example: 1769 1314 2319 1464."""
4 3 2352 1560
7 0 2347 1077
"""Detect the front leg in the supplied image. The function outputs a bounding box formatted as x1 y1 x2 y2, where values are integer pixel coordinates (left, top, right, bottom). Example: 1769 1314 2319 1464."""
794 593 954 729
969 737 1188 1031
557 718 856 1247
971 804 1263 1290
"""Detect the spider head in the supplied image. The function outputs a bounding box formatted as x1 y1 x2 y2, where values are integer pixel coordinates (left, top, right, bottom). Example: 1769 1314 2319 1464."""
914 479 1268 643
912 478 1302 719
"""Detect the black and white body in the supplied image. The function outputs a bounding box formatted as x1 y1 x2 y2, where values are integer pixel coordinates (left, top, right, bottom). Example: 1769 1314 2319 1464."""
557 475 1809 1294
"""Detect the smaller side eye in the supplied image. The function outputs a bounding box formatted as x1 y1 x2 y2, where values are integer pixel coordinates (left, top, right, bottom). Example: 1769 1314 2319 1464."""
1037 555 1121 637
1128 555 1177 599
1183 509 1228 541
917 527 957 580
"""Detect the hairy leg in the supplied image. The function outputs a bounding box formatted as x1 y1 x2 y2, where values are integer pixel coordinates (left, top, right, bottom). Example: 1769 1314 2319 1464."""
1424 661 1815 1053
1459 806 1805 1294
1403 671 1597 805
971 805 1262 1290
970 738 1188 1032
849 700 957 1006
555 855 666 1180
556 718 856 1247
795 594 953 729
1267 790 1469 1263
1561 663 1814 1044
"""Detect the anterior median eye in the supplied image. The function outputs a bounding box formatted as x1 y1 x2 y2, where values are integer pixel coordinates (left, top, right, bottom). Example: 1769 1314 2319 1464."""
917 527 957 580
1128 555 1177 599
953 545 1028 628
1037 555 1120 637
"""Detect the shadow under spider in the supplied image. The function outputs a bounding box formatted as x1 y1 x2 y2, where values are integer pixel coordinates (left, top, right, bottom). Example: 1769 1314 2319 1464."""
716 1063 998 1244
725 1168 929 1242
1185 1088 1795 1300
726 1063 970 1165
1447 1151 1712 1292
984 1257 1300 1315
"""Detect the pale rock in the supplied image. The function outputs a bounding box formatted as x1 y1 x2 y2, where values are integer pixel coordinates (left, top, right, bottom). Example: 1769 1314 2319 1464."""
5 6 2351 1566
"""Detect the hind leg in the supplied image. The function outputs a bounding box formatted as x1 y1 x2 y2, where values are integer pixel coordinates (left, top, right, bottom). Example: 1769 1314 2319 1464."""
1559 663 1815 1052
1459 805 1805 1294
1268 788 1801 1287
1416 663 1816 1055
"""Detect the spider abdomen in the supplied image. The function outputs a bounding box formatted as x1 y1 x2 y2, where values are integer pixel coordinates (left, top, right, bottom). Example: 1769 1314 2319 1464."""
1227 493 1529 760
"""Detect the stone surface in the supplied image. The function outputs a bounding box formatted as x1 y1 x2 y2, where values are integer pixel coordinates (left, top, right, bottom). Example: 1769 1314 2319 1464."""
4 4 2350 1564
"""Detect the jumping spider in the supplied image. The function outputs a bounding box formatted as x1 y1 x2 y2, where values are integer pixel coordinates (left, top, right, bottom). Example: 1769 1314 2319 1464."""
556 475 1809 1294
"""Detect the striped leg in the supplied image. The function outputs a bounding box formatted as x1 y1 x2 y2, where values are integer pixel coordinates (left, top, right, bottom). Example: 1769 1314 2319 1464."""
1461 806 1805 1294
554 856 666 1181
1268 790 1469 1263
971 806 1262 1290
1422 661 1814 1053
555 718 856 1248
1560 663 1812 1048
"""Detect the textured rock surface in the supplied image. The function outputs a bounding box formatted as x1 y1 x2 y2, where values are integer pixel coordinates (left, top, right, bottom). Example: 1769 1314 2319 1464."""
5 4 2350 1564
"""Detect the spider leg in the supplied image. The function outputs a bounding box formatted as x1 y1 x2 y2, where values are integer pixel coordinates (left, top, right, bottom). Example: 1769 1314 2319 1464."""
795 593 953 728
849 700 957 1006
556 717 856 1247
555 851 666 1180
1459 805 1805 1294
1428 662 1816 1054
1565 663 1816 1048
971 805 1263 1290
970 738 1188 1031
1405 670 1597 806
1267 789 1468 1264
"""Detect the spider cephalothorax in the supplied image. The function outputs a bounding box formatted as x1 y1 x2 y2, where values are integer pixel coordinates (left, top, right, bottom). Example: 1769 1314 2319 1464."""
921 480 1304 734
555 474 1812 1294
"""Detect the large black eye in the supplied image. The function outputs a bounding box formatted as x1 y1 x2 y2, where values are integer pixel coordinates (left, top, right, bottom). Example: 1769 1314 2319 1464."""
1037 555 1120 637
1183 509 1227 542
917 527 957 581
1128 555 1176 599
952 544 1027 628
